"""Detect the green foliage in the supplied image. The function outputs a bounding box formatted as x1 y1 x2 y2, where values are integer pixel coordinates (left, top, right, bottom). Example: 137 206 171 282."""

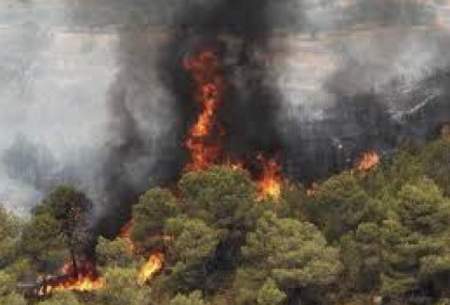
179 167 257 230
275 183 309 221
95 267 151 305
166 218 220 264
0 270 15 296
174 167 264 291
39 291 81 305
379 179 450 297
169 291 210 305
396 178 450 234
0 205 22 268
20 212 67 269
340 222 383 292
308 172 380 240
131 188 180 251
96 236 134 268
372 149 425 198
244 212 342 288
233 267 269 305
238 212 342 304
1 138 449 305
165 217 221 291
0 293 27 305
256 278 286 305
22 185 93 272
421 139 450 196
38 185 93 252
4 258 33 281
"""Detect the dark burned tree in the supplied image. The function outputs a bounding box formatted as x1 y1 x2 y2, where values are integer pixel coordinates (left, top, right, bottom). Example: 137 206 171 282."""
24 186 93 275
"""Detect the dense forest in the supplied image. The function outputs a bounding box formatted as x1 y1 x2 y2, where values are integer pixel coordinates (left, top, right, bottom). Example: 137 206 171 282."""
0 135 449 305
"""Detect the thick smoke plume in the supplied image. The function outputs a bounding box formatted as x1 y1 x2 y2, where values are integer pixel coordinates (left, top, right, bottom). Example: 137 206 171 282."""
1 1 449 236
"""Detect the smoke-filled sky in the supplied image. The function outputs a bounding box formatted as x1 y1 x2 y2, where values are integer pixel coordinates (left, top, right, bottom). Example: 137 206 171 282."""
1 0 449 219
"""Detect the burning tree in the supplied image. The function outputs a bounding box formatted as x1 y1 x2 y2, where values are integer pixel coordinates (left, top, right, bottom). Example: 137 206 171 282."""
38 186 93 276
21 186 94 284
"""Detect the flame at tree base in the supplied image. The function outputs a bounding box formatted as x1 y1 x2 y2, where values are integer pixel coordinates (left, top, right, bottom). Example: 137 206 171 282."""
49 261 105 293
137 252 165 285
52 275 105 292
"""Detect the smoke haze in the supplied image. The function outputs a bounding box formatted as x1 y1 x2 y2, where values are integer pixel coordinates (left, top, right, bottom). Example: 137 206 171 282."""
1 1 449 233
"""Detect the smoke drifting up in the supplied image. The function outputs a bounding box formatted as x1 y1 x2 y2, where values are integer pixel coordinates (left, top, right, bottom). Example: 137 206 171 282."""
1 1 449 232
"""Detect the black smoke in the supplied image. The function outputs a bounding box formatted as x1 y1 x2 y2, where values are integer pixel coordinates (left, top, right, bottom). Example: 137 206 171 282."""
95 0 287 236
93 0 450 237
2 1 449 235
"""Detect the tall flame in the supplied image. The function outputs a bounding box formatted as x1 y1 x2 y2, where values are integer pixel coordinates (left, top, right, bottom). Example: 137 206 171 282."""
356 151 380 172
137 252 165 285
257 155 282 201
183 50 224 171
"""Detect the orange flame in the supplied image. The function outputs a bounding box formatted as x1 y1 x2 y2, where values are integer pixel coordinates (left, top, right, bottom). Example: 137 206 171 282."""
182 50 285 200
184 50 224 171
119 220 135 253
257 155 282 201
52 276 104 292
137 252 165 285
356 151 380 172
51 261 104 292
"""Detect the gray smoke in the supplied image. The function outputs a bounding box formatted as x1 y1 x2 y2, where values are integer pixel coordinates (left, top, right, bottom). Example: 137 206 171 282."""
272 0 450 180
0 0 113 214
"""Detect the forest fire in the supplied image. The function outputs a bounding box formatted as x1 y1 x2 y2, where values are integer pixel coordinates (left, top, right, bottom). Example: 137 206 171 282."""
137 252 165 285
356 151 381 171
183 48 284 200
50 261 104 292
183 49 225 171
257 155 282 201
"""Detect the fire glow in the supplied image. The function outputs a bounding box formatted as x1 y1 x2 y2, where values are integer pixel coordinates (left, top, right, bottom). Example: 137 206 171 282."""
356 151 380 171
119 222 165 286
51 261 104 292
137 252 165 286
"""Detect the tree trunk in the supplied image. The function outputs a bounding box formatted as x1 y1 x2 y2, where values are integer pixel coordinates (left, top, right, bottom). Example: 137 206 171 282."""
70 248 78 278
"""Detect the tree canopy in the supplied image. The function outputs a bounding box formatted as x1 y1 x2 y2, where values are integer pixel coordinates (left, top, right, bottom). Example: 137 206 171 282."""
1 137 449 305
